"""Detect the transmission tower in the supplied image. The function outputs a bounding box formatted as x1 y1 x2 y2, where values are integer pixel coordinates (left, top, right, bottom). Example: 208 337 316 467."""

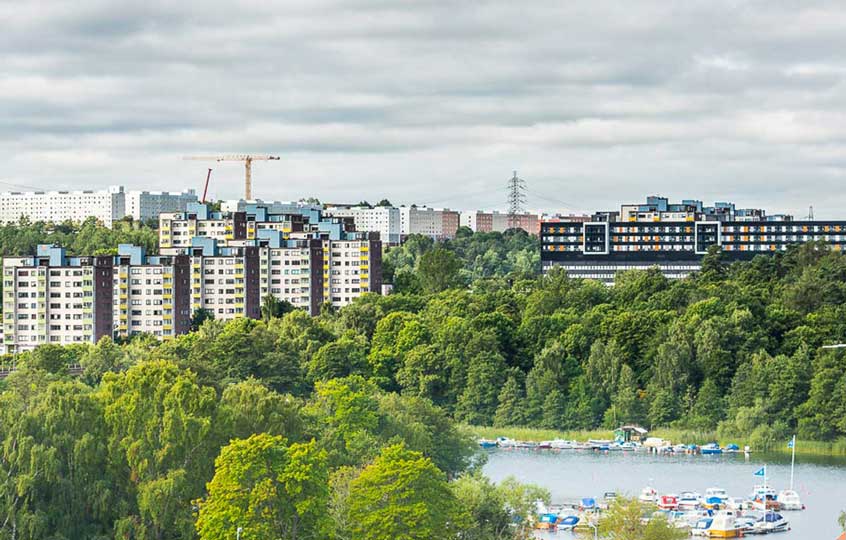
506 170 527 230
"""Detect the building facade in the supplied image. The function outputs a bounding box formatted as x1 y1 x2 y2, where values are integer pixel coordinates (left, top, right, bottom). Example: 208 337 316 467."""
541 196 842 283
126 189 198 221
324 205 401 244
0 186 126 227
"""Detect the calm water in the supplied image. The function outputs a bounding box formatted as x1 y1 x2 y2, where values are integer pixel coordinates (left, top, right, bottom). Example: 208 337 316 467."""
483 448 846 539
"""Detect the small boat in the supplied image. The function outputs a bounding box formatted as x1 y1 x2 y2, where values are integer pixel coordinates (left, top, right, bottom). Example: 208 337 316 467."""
700 443 723 455
658 495 679 510
558 515 580 531
478 439 497 449
536 441 552 449
776 489 804 510
672 443 688 453
579 497 597 511
495 437 517 448
702 496 723 510
620 441 638 451
534 513 559 531
750 512 790 534
604 491 618 502
707 510 744 538
724 443 741 453
678 492 702 511
588 439 612 451
639 487 658 504
690 517 713 536
705 487 728 501
749 485 781 511
725 497 747 511
549 439 575 450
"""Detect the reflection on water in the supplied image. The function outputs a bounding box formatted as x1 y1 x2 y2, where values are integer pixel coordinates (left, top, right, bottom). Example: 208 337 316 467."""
482 449 846 540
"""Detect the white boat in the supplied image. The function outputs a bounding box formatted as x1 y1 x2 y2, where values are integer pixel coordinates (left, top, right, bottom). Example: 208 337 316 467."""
706 510 744 538
620 441 638 451
725 497 747 511
690 517 712 536
677 491 701 510
776 489 804 510
751 512 790 534
704 487 728 502
549 439 575 450
672 443 688 453
639 486 658 504
496 437 517 448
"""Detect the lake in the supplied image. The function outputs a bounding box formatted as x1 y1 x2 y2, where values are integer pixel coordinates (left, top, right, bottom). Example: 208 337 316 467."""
482 448 846 539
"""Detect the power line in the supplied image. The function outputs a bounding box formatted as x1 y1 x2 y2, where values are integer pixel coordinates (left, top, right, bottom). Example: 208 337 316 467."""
0 179 53 192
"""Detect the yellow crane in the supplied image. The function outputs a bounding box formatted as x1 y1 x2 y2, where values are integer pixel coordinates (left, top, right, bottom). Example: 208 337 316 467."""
183 154 280 200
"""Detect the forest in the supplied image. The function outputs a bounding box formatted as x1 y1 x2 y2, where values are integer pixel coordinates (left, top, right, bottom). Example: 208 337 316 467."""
2 226 846 538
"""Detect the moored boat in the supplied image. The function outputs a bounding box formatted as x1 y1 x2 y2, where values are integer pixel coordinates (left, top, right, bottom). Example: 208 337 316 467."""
478 439 497 448
750 512 790 534
776 489 804 510
639 486 658 504
678 491 702 511
701 443 723 455
658 494 679 510
706 510 744 538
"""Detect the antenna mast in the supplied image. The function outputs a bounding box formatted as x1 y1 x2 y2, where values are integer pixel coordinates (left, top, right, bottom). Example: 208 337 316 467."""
506 170 527 230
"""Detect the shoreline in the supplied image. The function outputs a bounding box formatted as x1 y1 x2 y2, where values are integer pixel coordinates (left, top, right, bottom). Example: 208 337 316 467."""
466 425 846 457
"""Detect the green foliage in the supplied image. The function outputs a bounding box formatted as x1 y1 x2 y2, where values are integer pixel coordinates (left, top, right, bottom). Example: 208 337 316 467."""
196 434 329 540
594 497 686 540
348 443 465 540
0 217 158 257
451 473 549 540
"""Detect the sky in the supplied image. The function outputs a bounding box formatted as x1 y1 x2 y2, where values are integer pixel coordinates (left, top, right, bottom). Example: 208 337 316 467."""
2 0 846 217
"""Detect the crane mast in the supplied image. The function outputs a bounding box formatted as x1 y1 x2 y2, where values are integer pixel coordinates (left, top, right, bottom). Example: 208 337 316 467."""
182 154 280 200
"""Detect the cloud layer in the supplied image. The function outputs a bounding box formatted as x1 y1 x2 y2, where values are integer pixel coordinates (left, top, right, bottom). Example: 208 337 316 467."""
3 0 846 216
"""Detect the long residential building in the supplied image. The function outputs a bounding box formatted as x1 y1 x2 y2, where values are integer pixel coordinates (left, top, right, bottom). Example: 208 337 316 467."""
541 196 843 283
0 185 197 227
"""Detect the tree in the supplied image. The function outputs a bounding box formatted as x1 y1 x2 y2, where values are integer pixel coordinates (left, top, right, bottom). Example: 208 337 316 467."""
494 371 525 427
81 336 129 385
261 294 295 322
452 473 549 540
196 434 329 540
418 247 463 293
596 497 685 540
348 444 465 540
190 308 214 331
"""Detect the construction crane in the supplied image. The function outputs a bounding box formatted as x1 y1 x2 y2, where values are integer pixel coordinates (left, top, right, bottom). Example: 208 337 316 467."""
183 154 280 200
201 168 212 204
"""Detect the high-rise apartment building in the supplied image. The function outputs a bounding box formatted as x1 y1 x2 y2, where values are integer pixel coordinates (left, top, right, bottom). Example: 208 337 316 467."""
0 186 126 227
323 205 401 244
125 189 198 221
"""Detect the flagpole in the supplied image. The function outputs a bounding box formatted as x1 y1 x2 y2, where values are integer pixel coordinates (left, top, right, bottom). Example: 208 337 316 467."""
790 435 796 491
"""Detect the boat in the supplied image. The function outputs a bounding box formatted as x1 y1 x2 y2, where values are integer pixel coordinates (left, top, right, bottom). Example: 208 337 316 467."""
620 441 638 451
579 497 597 511
558 515 580 531
750 512 790 534
776 489 804 510
690 517 713 536
706 510 745 538
725 497 747 511
603 491 618 502
724 443 741 453
639 487 658 504
495 437 517 448
549 439 575 450
534 513 559 531
672 443 688 453
678 491 702 510
749 485 781 511
705 487 728 502
658 495 679 510
701 443 723 455
588 439 612 451
478 439 497 449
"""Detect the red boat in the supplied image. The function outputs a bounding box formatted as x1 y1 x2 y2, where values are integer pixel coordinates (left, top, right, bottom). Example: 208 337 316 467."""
657 495 679 510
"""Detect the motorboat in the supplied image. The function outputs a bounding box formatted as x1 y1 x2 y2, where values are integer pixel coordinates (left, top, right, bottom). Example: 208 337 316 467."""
495 437 517 448
725 497 747 511
700 443 723 455
678 491 702 510
639 487 658 504
672 443 688 453
534 513 559 531
657 495 679 510
620 441 638 451
558 515 580 531
588 439 612 451
536 441 552 449
702 496 723 510
579 497 597 512
749 485 781 511
478 439 497 449
724 443 741 453
705 487 729 502
776 489 804 510
750 512 790 534
603 491 618 502
690 517 713 536
549 439 575 450
706 510 744 538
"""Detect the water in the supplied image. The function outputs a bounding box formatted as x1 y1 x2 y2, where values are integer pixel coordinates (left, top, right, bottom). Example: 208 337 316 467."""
482 448 846 539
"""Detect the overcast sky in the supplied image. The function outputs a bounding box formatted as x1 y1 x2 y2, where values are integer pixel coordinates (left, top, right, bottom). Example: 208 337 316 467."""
3 1 846 217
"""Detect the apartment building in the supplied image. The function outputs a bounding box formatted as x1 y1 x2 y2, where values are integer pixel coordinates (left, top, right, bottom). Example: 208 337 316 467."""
460 210 541 235
0 186 126 227
2 245 113 352
221 199 321 215
540 196 839 283
185 238 261 322
322 235 383 308
323 205 401 244
126 189 198 221
258 237 324 315
111 245 192 340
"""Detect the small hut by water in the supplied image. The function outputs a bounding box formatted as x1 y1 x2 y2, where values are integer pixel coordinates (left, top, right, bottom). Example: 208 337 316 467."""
614 424 648 442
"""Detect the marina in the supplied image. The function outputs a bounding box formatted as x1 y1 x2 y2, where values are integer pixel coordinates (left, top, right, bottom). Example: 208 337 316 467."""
482 445 846 539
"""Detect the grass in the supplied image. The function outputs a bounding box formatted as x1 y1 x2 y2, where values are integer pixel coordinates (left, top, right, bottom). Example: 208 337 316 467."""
465 425 846 457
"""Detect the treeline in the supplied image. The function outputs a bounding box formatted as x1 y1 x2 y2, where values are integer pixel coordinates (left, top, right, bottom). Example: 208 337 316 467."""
0 217 159 256
0 353 547 539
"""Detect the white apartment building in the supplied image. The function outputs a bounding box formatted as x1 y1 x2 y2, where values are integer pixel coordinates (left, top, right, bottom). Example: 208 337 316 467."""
188 247 260 322
399 206 444 239
259 241 321 315
323 238 380 308
126 189 198 221
221 199 321 215
0 186 126 227
324 206 401 244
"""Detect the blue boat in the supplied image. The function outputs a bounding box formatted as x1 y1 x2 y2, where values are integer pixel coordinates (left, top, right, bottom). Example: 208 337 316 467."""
580 497 597 511
478 439 497 449
559 515 580 530
701 443 723 455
